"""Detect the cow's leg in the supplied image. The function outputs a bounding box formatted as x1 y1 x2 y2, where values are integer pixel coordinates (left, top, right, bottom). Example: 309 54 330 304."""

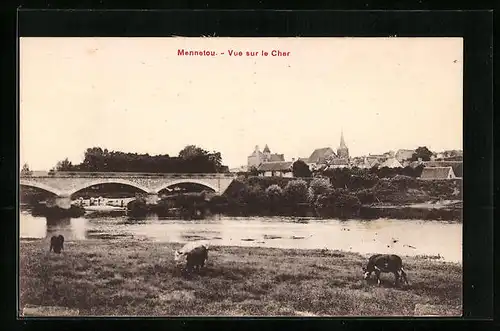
393 271 400 287
400 268 409 285
375 270 381 286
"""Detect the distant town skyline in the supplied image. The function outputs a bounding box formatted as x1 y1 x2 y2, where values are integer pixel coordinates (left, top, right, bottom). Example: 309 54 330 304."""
20 37 463 170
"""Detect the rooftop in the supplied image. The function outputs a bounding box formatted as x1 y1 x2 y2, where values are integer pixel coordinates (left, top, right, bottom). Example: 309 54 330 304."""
420 166 455 179
257 161 293 172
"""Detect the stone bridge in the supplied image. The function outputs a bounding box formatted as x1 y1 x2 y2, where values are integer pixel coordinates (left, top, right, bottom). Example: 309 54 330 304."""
20 171 237 209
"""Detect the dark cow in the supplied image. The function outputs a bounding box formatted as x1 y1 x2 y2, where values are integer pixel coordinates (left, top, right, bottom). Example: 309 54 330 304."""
362 254 409 286
49 235 65 254
174 242 209 274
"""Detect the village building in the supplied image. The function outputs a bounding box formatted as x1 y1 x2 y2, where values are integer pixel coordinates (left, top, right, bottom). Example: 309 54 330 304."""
229 165 248 173
257 161 293 177
306 147 336 164
349 156 368 169
365 154 388 166
297 131 350 170
420 166 457 180
379 158 403 168
395 149 415 163
328 158 350 169
423 161 463 178
247 144 285 168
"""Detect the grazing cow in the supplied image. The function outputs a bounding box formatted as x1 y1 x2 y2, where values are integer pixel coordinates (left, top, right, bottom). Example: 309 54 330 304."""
174 242 209 273
49 235 65 254
362 254 409 286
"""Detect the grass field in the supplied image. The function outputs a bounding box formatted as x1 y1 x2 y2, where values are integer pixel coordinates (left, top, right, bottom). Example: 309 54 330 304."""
19 238 462 317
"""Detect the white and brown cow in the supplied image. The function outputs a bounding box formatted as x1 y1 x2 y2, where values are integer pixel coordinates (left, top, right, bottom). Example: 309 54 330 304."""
174 241 210 274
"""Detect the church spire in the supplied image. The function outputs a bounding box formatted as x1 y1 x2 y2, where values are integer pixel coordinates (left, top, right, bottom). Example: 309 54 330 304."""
340 129 347 148
337 129 349 159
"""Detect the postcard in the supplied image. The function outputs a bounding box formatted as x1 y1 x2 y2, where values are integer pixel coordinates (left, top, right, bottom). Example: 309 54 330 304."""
19 37 463 317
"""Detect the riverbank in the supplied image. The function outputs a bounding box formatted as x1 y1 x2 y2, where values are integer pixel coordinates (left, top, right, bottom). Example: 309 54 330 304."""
19 239 462 316
83 205 126 212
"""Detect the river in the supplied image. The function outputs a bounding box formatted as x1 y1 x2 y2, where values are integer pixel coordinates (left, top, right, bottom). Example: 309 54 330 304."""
19 210 462 263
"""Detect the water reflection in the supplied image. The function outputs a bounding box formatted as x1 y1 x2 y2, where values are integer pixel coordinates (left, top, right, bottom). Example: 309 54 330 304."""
19 211 462 263
20 212 89 241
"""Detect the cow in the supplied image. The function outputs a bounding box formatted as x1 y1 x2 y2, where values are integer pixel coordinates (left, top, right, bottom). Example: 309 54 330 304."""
49 235 65 254
362 254 409 287
174 241 210 274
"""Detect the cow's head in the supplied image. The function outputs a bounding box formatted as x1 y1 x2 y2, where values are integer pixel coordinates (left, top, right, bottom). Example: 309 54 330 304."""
174 250 186 263
362 266 370 279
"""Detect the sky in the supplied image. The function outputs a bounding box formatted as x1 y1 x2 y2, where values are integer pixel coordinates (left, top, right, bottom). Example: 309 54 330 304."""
20 37 463 170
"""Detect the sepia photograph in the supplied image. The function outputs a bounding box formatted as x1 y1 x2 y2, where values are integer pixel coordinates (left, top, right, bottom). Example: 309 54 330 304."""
19 37 463 317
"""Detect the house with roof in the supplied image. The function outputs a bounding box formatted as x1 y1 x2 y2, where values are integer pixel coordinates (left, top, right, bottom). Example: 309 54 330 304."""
420 166 456 180
257 161 294 177
423 161 463 178
379 158 403 168
307 147 337 164
365 153 389 168
247 144 285 169
229 165 248 173
395 149 415 163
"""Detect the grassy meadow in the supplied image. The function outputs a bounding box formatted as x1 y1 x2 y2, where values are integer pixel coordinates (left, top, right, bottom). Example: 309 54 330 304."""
19 238 462 317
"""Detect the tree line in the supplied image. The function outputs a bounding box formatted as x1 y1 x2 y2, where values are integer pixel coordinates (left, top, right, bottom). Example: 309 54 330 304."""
47 145 226 173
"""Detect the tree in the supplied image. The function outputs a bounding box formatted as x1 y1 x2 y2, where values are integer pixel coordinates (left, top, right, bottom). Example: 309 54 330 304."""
21 163 32 177
266 184 283 202
82 147 105 171
179 145 223 173
292 160 312 178
56 158 73 171
284 179 309 205
179 145 207 159
411 146 434 162
309 178 331 197
249 166 260 176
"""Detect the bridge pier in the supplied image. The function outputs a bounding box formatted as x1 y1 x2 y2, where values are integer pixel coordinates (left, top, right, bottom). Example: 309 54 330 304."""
134 192 158 205
46 195 72 210
144 192 159 205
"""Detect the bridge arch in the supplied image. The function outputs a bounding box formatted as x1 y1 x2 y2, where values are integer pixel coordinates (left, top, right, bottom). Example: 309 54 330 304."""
20 180 62 196
67 179 151 196
154 179 218 194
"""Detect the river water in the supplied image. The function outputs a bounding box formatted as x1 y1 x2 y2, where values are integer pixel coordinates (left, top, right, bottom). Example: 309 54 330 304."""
19 210 462 263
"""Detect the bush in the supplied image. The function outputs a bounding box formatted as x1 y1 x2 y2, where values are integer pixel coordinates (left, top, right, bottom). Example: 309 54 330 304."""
265 184 283 201
265 184 284 211
284 179 309 205
348 173 379 190
314 189 361 218
390 175 419 190
309 178 331 196
356 189 377 205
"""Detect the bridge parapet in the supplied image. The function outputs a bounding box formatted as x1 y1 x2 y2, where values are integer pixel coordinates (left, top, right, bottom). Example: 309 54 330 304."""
21 171 237 179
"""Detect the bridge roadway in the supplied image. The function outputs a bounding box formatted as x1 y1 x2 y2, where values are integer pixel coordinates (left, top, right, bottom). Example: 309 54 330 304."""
20 171 237 209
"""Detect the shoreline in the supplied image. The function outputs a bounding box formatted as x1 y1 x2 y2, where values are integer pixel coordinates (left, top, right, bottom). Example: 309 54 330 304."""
19 239 462 316
19 237 461 264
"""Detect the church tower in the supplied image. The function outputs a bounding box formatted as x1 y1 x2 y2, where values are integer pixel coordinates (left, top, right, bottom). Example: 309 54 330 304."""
337 130 349 159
